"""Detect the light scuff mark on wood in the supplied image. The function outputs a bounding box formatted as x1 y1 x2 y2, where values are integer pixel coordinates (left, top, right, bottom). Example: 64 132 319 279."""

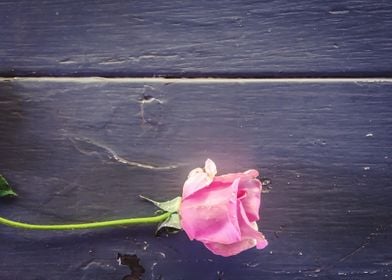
138 86 164 125
68 136 177 170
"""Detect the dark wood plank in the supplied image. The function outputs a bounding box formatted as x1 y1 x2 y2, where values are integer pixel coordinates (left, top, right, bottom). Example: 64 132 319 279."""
0 79 391 279
1 0 392 77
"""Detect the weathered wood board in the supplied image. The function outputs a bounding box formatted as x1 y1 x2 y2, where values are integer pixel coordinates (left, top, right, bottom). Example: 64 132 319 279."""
0 79 391 279
1 0 392 77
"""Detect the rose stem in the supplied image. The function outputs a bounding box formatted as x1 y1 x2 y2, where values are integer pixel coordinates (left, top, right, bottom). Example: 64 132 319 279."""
0 212 170 230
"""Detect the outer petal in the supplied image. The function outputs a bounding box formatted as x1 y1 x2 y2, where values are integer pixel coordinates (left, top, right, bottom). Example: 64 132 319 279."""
204 239 257 257
237 201 268 250
214 169 259 184
205 159 217 178
182 168 213 199
203 201 267 257
182 159 218 198
244 169 259 177
180 179 241 244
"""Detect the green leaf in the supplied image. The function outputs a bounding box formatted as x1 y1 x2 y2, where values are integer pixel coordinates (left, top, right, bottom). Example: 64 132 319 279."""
0 174 17 197
139 195 181 213
156 213 182 234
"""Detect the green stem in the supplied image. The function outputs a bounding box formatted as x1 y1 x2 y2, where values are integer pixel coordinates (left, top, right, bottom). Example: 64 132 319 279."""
0 212 170 230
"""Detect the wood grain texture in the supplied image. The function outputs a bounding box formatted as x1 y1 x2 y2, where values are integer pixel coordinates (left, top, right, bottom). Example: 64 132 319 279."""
1 0 392 77
0 79 391 279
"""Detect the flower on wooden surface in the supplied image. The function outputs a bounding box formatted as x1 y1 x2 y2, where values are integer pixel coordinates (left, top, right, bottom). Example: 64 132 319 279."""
179 159 268 256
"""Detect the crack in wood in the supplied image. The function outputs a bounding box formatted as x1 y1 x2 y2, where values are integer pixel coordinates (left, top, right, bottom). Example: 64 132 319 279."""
68 136 177 170
312 224 390 275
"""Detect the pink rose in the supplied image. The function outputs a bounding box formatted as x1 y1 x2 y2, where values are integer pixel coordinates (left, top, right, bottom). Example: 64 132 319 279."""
179 159 268 256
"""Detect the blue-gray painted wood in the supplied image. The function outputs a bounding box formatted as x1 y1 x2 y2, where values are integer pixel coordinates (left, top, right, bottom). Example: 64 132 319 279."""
0 80 391 279
1 0 392 77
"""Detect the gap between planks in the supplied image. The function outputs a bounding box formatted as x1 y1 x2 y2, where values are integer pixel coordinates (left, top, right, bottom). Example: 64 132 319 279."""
1 77 392 84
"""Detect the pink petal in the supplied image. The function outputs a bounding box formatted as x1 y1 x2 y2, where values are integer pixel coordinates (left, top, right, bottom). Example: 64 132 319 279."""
214 169 259 184
238 178 262 222
215 170 262 222
182 167 213 199
237 201 268 250
182 159 218 199
202 202 267 257
244 169 259 177
204 239 258 257
214 172 245 183
180 179 241 244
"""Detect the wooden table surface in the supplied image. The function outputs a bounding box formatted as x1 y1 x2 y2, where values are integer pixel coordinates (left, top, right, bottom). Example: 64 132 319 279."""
0 1 391 280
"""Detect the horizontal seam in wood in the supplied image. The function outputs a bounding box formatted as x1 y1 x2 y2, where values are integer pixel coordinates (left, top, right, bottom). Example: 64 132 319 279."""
1 77 392 84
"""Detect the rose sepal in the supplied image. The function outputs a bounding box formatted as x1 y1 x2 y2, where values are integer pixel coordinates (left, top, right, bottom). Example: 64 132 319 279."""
139 195 182 233
0 174 17 198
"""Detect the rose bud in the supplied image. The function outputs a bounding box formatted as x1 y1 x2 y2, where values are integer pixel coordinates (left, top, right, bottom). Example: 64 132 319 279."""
179 159 268 256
